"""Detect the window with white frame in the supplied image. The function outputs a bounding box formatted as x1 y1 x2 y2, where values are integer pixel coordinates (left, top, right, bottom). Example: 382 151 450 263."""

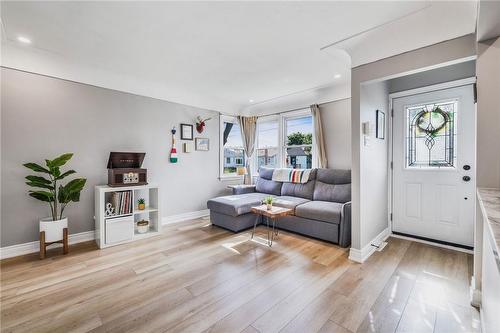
256 118 279 171
220 116 245 177
284 115 313 169
253 110 314 173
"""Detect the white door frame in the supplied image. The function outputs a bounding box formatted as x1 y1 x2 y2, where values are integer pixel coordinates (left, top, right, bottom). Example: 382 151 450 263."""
387 77 477 249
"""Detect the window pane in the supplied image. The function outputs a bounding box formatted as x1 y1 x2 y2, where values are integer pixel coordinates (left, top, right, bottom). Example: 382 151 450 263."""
258 121 278 148
406 101 457 168
286 116 312 145
224 122 243 148
286 146 312 169
223 121 245 174
257 147 278 169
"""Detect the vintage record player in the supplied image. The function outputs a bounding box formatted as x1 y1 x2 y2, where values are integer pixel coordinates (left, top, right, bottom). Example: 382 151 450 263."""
107 152 147 187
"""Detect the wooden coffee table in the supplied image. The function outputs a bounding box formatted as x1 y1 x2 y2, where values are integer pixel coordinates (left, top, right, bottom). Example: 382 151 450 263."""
250 205 293 246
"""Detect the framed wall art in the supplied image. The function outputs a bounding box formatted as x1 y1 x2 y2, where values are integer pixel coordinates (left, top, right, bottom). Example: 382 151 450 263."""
180 123 194 140
195 138 209 151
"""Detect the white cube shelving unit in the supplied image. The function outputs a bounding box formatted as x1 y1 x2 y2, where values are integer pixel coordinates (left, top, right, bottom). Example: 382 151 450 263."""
94 183 161 249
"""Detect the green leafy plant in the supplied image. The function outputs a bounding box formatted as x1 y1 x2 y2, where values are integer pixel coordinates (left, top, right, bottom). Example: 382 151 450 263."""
23 153 87 221
137 198 145 205
263 196 275 205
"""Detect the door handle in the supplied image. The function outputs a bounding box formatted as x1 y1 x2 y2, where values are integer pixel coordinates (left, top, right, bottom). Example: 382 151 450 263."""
463 176 471 182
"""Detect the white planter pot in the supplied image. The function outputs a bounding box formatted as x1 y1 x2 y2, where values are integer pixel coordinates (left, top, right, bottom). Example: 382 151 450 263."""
39 217 68 242
266 204 272 210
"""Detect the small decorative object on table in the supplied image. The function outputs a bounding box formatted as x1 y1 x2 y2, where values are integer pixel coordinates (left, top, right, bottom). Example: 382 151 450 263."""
263 196 275 210
23 153 87 259
195 138 209 151
195 116 211 133
137 198 146 210
237 166 247 176
137 220 149 234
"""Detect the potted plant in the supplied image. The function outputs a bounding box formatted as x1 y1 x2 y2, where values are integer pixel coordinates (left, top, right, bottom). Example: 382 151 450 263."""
24 153 87 243
137 198 146 210
263 196 275 210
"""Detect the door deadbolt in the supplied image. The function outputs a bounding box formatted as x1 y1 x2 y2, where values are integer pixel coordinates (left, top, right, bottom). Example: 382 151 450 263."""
463 176 471 182
463 165 471 170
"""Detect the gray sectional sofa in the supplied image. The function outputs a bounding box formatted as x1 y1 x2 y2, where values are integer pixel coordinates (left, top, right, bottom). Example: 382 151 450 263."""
207 168 351 247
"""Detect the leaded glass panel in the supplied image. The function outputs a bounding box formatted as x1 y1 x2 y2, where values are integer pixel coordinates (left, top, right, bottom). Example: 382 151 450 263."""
406 100 457 168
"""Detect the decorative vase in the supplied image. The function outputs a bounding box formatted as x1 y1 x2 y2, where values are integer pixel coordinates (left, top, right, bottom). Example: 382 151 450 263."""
138 203 145 210
137 220 149 234
39 217 68 242
266 203 272 210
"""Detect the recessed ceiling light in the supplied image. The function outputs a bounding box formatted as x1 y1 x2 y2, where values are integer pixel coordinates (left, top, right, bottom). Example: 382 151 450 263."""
17 36 32 44
334 74 341 79
249 99 254 103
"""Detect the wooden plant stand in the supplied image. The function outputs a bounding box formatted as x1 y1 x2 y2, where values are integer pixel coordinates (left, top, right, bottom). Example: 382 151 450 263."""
39 228 69 259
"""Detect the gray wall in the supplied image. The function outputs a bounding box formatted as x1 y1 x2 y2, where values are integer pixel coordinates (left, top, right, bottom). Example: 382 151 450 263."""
319 98 351 170
388 60 476 93
359 81 389 247
350 34 476 250
1 68 232 247
476 37 500 188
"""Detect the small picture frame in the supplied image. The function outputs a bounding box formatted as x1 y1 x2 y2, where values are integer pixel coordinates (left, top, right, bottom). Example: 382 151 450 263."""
183 142 193 153
180 123 193 140
376 110 385 139
195 138 209 151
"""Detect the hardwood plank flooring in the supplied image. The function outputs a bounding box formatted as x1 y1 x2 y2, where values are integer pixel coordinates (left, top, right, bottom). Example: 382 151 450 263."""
0 218 479 333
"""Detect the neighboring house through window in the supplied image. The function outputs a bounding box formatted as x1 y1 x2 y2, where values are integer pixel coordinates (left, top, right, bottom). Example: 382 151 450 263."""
220 110 314 179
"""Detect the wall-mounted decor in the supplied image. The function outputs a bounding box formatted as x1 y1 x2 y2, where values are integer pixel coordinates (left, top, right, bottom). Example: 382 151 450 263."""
183 142 193 153
196 116 212 133
180 123 193 140
376 110 385 139
195 138 210 151
170 126 178 163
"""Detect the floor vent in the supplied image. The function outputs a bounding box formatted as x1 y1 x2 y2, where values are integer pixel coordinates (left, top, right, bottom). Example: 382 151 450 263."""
371 241 388 252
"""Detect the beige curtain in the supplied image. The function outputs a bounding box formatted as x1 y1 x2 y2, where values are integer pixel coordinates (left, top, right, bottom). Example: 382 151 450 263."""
310 104 328 168
238 116 258 184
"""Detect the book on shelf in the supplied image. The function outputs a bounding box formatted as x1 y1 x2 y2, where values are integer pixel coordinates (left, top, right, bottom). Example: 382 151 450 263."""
108 190 132 216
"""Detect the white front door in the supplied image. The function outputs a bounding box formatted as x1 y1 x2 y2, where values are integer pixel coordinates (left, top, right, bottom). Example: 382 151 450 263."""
392 85 476 247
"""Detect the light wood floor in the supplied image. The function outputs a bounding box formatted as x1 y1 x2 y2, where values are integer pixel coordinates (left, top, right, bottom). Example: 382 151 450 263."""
1 218 480 333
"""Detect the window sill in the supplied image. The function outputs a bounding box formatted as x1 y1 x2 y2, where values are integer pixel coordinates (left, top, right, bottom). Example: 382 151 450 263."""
219 175 244 181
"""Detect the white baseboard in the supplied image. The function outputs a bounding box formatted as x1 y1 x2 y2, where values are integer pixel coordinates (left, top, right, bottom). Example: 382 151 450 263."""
470 275 482 308
349 227 390 263
0 230 95 260
1 209 211 260
162 209 210 225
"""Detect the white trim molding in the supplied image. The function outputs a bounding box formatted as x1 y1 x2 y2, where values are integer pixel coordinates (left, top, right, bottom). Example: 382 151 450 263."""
162 209 210 225
349 227 390 263
388 77 476 100
0 230 95 260
1 209 211 260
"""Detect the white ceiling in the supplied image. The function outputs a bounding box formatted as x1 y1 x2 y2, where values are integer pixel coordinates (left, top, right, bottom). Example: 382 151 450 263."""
0 1 477 115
